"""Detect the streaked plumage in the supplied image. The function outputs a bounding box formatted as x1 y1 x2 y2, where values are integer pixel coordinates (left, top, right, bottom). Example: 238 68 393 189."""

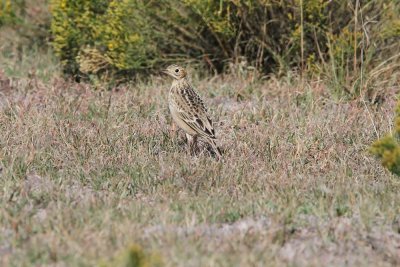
163 64 222 158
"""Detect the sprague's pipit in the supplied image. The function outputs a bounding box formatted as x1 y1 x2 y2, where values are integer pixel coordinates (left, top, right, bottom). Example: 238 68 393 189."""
163 64 222 158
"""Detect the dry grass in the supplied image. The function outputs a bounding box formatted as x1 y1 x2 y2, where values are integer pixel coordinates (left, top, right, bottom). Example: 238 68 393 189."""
0 50 400 267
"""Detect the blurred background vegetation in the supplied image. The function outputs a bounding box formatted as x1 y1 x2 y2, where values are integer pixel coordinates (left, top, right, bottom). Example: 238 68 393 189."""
0 0 398 95
49 0 400 99
1 0 400 173
0 0 50 49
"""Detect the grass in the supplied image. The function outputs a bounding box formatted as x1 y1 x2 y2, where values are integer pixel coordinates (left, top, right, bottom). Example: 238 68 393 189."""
0 48 400 267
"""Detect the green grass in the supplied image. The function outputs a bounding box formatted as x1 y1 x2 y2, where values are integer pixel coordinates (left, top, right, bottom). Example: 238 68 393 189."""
0 49 400 267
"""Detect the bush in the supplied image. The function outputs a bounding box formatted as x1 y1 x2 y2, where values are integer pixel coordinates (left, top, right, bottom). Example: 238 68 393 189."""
50 0 400 88
50 0 156 77
370 100 400 176
0 0 20 26
0 0 51 49
101 244 162 267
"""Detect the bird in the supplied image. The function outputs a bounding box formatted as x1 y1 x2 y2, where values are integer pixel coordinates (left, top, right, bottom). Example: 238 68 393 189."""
163 64 222 158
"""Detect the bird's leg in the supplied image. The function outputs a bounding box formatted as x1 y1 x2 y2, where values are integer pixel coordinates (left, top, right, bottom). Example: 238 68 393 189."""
192 135 198 155
186 134 198 156
186 134 193 155
171 121 177 137
209 139 222 159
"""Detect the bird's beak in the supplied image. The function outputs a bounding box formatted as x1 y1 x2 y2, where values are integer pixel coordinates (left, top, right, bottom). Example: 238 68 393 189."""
161 69 169 75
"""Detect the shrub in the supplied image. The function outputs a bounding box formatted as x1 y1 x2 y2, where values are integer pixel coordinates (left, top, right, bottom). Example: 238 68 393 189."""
101 244 162 267
370 100 400 176
0 0 51 49
0 0 20 26
50 0 156 76
50 0 400 88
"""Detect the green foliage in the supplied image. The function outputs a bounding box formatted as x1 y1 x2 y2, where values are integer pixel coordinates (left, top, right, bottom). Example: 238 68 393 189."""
0 0 19 26
0 0 51 48
50 0 156 76
370 100 400 176
101 244 162 267
50 0 400 87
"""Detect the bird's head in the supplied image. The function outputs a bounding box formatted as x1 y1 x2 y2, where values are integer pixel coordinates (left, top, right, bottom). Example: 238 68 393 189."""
162 64 187 80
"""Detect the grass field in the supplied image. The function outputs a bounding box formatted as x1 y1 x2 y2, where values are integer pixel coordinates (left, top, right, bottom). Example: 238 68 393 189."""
0 49 400 266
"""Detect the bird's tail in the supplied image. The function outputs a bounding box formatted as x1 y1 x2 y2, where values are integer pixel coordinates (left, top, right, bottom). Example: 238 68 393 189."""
209 139 222 159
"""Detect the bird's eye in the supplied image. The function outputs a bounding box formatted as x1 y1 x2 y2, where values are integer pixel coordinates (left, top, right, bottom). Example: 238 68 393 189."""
175 69 179 73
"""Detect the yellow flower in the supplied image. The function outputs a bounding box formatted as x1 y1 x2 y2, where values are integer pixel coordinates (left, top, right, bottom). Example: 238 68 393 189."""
60 0 66 9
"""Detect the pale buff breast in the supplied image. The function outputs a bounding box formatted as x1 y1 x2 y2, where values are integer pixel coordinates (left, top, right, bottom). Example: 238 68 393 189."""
169 101 197 136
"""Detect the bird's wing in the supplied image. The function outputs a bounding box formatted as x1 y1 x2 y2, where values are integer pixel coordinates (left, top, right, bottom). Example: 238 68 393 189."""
174 87 216 140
